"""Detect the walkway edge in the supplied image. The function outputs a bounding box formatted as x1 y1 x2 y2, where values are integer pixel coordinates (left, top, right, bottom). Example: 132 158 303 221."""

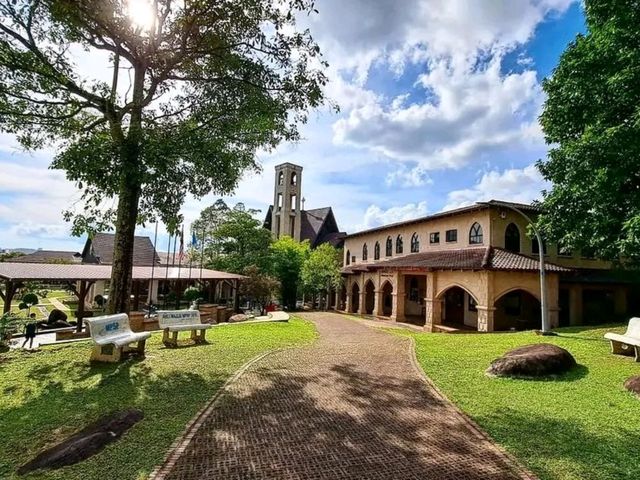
148 348 285 480
404 335 539 480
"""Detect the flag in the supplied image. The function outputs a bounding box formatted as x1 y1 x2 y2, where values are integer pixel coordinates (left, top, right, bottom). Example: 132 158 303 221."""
178 225 185 260
191 231 197 247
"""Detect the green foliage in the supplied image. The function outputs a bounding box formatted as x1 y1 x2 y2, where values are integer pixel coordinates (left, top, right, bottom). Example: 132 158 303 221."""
537 1 640 263
0 312 23 345
268 236 310 310
0 319 316 479
194 200 272 274
0 0 330 313
240 265 280 314
0 252 24 263
182 286 203 304
21 293 39 308
395 323 640 480
301 243 342 295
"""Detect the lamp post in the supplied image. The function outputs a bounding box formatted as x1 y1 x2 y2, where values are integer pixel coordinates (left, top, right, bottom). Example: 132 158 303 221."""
480 202 550 334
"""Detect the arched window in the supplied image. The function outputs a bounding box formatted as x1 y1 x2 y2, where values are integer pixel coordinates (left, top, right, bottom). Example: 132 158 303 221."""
505 223 520 253
346 250 350 265
469 222 483 244
278 171 284 185
385 236 393 256
411 233 419 253
362 243 368 261
396 235 403 254
532 237 547 255
291 172 297 185
374 242 380 260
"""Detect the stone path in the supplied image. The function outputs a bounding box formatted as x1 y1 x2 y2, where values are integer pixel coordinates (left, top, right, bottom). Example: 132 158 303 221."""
152 312 535 480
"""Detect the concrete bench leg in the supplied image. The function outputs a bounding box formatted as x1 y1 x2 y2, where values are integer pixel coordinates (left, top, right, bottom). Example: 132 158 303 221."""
191 329 207 344
90 344 123 363
635 345 640 362
163 329 179 348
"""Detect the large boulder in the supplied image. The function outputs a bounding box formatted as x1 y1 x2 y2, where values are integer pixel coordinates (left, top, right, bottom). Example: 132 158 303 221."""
624 375 640 397
17 409 143 475
229 313 251 323
487 343 577 378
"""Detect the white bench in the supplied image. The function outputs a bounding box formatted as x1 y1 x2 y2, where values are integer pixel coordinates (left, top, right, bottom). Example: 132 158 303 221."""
604 317 640 362
157 310 212 347
85 313 151 362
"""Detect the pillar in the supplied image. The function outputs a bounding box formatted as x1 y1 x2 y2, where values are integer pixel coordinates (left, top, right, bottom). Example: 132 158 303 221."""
357 290 366 315
569 285 582 326
424 299 442 332
391 274 406 322
373 289 383 316
147 280 159 304
476 306 496 332
345 293 352 313
333 289 340 311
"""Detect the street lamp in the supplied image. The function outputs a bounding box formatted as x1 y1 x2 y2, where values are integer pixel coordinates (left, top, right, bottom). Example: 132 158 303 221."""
479 201 551 334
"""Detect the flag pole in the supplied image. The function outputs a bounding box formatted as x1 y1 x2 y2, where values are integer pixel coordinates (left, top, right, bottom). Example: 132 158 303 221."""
177 224 184 308
148 222 159 310
163 231 172 308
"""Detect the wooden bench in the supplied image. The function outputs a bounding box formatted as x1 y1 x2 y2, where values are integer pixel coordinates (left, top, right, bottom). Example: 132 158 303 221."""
85 314 151 363
604 317 640 362
157 310 212 347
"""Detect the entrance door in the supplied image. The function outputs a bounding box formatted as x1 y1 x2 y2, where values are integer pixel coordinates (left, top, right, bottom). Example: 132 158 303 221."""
445 288 465 325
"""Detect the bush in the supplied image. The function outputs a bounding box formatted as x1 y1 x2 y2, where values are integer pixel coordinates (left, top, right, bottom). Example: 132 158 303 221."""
183 286 203 304
22 293 39 307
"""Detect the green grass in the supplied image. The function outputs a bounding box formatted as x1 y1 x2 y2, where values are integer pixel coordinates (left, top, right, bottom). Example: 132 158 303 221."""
389 324 639 480
0 317 316 480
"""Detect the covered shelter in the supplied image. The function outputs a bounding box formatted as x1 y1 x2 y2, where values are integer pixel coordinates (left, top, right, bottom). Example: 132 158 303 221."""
0 262 244 330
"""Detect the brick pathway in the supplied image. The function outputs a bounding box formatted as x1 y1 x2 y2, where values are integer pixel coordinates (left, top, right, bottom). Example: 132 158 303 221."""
152 312 536 480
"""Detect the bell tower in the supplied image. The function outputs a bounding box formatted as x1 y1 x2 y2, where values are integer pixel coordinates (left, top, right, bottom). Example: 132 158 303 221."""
271 162 303 241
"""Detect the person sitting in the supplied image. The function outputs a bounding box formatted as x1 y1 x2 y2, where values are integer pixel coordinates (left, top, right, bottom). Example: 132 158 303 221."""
22 313 37 349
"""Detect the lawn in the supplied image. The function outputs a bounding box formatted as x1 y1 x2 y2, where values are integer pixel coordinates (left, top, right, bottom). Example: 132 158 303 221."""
391 324 640 480
0 317 317 480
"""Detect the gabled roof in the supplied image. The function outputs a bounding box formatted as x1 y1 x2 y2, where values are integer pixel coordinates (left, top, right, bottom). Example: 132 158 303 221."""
341 246 571 274
11 250 82 264
263 205 346 248
82 233 160 266
346 199 541 239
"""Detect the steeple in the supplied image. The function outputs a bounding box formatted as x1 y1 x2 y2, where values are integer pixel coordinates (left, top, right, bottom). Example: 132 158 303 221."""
271 162 303 241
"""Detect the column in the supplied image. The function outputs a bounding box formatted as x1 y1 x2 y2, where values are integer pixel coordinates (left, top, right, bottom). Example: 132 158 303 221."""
357 290 366 315
569 285 582 326
424 299 442 332
476 306 496 332
147 280 159 304
345 293 352 313
373 290 383 316
391 274 406 322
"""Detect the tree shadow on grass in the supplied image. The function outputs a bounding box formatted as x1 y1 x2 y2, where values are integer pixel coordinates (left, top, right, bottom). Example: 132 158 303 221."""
488 363 590 383
473 408 640 480
165 362 529 480
0 359 226 480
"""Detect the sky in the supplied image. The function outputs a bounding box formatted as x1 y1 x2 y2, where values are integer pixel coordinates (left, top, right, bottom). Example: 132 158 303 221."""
0 0 586 252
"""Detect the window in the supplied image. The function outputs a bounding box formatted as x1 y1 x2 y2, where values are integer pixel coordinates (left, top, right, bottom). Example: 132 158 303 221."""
385 236 393 256
374 241 380 260
411 233 420 253
291 194 297 211
532 237 547 255
396 235 403 254
277 193 283 210
505 223 520 253
446 229 457 242
469 222 483 244
291 172 297 185
468 295 477 312
278 171 284 185
345 250 350 265
362 243 368 261
429 232 440 244
581 246 596 259
558 240 572 257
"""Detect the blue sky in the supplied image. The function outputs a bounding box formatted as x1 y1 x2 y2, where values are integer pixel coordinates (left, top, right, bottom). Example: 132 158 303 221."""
0 0 586 252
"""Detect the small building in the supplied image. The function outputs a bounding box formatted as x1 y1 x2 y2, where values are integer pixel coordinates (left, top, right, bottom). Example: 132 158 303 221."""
336 200 637 332
263 162 346 248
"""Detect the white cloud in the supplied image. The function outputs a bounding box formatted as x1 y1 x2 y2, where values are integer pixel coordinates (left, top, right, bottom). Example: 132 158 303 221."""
386 165 433 187
443 164 548 210
333 56 544 170
9 222 71 239
361 201 428 229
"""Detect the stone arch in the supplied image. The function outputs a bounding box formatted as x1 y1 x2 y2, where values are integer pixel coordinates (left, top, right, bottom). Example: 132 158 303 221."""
494 286 540 303
493 288 541 331
436 284 480 328
351 282 360 313
278 171 284 185
381 280 393 317
436 283 480 304
364 280 375 314
291 171 297 185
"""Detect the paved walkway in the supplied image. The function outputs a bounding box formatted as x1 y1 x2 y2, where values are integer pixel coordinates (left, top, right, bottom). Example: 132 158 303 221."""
152 312 535 480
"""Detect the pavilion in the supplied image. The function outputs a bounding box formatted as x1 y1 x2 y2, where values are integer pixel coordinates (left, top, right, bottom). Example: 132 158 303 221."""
0 262 244 321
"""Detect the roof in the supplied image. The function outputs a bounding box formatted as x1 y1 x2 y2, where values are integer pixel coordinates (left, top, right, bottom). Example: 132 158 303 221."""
341 246 571 274
0 263 245 282
82 233 160 266
11 250 82 264
346 199 541 239
263 205 346 248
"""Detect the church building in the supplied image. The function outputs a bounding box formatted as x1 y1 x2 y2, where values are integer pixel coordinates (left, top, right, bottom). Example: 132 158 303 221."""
263 162 346 248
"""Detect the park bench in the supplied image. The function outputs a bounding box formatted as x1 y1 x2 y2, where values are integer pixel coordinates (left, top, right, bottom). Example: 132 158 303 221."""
85 313 151 362
604 317 640 362
157 310 212 347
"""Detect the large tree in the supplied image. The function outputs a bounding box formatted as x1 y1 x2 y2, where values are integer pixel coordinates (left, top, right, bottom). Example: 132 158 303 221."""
0 0 328 313
192 201 272 273
268 236 309 310
537 0 640 264
301 243 341 309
